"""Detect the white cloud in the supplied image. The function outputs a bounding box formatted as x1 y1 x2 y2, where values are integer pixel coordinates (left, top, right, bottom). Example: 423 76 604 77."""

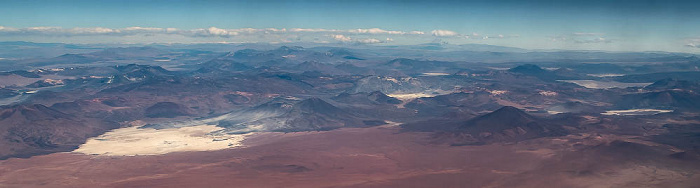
0 26 429 38
203 27 237 37
69 27 119 34
0 25 531 45
330 35 384 44
355 38 382 44
551 32 613 44
409 31 425 35
123 27 164 32
573 32 605 36
26 26 62 31
0 26 19 32
165 28 179 33
289 28 336 32
575 37 612 44
684 38 700 48
330 34 352 42
349 28 405 35
431 30 459 37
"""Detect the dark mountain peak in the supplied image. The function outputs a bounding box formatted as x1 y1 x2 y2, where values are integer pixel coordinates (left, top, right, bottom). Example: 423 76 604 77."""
441 105 569 144
368 91 387 97
459 106 536 130
296 98 341 113
618 89 700 110
326 48 363 60
26 78 65 88
508 64 546 74
5 70 41 78
403 105 568 145
481 106 532 120
57 53 88 58
507 64 576 81
553 67 574 73
388 58 416 64
645 78 699 90
0 104 73 121
229 48 258 56
331 91 401 105
249 98 297 111
367 91 402 104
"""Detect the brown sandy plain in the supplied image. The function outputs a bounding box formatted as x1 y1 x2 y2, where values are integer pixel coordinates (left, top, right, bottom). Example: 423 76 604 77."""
0 126 698 188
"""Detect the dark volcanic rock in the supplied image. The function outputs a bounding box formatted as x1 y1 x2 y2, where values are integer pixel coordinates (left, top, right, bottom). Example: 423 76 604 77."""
403 106 569 145
0 88 19 99
6 70 41 78
26 79 65 88
101 97 129 107
381 58 457 75
144 102 192 118
0 104 119 159
508 64 575 81
223 93 251 105
210 97 385 133
645 78 700 91
196 59 253 73
617 90 700 110
458 106 565 134
332 91 401 105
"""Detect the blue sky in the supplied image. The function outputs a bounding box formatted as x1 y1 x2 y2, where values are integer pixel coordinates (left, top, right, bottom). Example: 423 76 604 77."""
1 0 699 52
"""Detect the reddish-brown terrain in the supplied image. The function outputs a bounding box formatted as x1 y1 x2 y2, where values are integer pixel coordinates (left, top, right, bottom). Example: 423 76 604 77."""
1 126 697 188
2 43 700 188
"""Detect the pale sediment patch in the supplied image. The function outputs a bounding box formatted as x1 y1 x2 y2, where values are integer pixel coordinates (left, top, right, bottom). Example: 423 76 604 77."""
489 90 508 95
547 110 564 115
538 91 557 96
73 125 251 156
387 93 435 101
602 109 673 116
388 93 435 109
420 72 450 76
558 80 651 89
586 73 625 77
381 120 403 128
388 90 455 108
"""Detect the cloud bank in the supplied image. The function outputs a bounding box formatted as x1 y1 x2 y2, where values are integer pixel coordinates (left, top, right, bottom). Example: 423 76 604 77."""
0 26 424 38
685 38 700 48
551 32 613 44
0 26 520 45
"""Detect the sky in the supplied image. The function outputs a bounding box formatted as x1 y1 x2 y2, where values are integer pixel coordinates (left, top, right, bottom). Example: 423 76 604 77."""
1 0 700 53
